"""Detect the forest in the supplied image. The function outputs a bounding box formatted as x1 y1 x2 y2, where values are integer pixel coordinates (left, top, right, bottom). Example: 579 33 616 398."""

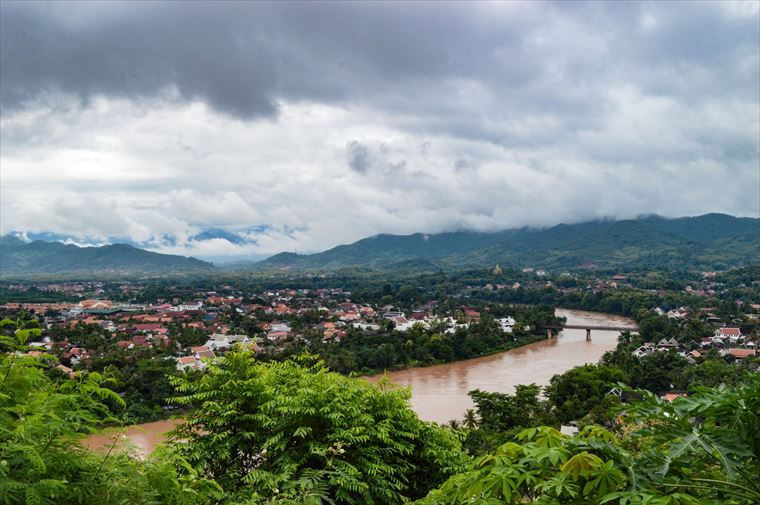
2 342 758 505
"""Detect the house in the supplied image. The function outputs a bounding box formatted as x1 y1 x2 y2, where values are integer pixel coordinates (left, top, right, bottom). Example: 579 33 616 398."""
656 338 679 350
130 323 167 334
176 356 202 372
78 299 114 310
497 317 515 333
716 327 742 340
55 364 77 378
267 331 290 341
353 322 381 331
203 333 251 352
632 345 654 358
727 348 756 359
270 322 292 333
195 348 217 360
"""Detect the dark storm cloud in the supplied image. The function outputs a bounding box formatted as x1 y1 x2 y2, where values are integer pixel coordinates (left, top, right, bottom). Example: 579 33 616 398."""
2 1 757 126
1 0 758 256
0 2 283 117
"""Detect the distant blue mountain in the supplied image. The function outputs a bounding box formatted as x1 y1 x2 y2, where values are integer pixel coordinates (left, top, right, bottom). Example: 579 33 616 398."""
191 228 248 245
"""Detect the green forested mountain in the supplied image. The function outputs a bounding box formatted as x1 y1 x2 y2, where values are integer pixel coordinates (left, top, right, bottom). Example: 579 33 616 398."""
0 235 214 277
255 214 759 272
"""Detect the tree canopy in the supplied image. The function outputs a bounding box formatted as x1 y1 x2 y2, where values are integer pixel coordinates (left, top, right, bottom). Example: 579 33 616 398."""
167 351 467 504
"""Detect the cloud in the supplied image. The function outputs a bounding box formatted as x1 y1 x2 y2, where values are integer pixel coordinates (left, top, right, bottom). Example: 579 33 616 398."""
346 141 370 174
0 1 758 258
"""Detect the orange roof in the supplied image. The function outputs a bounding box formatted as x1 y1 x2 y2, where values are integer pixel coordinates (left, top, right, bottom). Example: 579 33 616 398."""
79 299 113 309
728 348 756 359
719 328 741 336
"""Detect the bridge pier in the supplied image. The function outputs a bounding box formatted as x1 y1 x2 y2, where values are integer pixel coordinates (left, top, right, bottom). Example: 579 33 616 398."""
547 328 553 339
586 329 591 341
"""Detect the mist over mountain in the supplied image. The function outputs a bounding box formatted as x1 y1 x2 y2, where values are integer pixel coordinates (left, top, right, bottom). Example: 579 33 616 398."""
2 214 757 277
0 235 214 277
254 214 760 272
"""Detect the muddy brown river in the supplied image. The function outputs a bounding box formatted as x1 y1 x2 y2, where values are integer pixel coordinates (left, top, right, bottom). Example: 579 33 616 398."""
365 308 637 423
84 309 636 455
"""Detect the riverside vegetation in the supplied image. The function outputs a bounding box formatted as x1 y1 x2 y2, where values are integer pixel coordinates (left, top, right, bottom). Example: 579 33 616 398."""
2 326 758 504
1 266 759 504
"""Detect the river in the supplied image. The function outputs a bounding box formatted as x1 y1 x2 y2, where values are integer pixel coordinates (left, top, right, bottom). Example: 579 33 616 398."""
82 419 181 457
365 308 637 423
83 308 636 455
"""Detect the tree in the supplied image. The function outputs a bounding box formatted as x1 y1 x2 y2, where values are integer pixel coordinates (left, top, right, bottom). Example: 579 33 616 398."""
469 384 554 433
167 352 467 504
463 409 478 430
545 365 629 423
418 378 760 504
0 352 220 505
418 376 760 505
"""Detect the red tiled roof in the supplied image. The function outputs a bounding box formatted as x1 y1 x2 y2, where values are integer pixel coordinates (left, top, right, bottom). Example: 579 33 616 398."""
728 348 756 359
719 328 741 336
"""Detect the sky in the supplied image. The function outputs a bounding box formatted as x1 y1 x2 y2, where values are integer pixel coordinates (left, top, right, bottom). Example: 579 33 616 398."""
1 1 759 261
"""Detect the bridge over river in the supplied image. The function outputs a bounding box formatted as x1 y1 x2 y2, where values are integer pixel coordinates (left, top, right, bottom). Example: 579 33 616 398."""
543 323 639 341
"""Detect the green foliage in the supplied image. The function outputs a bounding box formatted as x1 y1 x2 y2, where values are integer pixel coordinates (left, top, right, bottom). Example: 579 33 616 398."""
545 365 629 423
622 378 760 504
167 351 468 504
0 352 222 505
86 346 181 423
469 384 555 433
419 379 760 504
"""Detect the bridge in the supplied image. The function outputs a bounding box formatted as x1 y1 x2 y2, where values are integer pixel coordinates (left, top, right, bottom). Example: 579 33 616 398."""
542 324 639 341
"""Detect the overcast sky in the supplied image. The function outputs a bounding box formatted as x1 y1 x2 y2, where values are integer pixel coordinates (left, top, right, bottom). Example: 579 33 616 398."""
1 1 758 260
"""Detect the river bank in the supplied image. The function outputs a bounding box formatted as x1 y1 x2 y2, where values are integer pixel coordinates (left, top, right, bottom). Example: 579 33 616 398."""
364 308 636 423
84 308 636 455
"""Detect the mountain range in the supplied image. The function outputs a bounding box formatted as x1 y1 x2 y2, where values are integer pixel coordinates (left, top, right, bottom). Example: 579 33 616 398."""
1 214 758 277
254 214 759 272
0 235 213 277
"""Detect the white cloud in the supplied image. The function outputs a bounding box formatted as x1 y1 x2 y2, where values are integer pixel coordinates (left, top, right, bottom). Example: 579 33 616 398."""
0 1 757 259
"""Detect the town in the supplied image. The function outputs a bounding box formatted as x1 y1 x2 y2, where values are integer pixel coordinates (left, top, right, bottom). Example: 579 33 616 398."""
2 265 758 425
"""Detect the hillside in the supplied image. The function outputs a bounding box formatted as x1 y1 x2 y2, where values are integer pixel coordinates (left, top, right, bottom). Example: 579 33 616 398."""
0 236 215 277
254 213 759 272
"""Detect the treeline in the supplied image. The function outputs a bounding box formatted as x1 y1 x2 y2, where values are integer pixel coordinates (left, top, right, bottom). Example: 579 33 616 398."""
262 306 562 375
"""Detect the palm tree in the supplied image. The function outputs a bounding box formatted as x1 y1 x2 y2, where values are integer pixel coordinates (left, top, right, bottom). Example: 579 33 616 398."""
463 409 478 430
447 419 461 430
